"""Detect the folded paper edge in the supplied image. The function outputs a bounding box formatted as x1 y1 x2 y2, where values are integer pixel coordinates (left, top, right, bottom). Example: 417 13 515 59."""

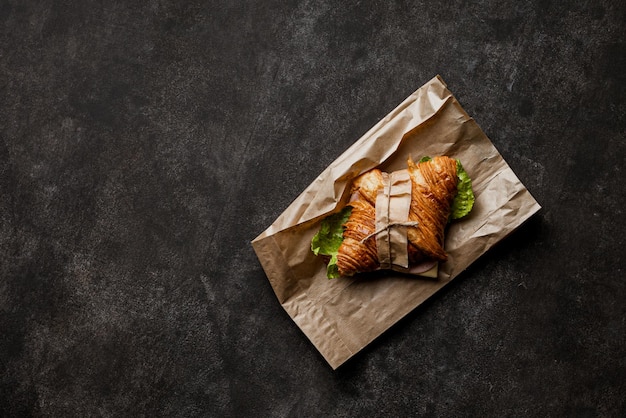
251 234 354 369
252 75 453 242
329 196 541 369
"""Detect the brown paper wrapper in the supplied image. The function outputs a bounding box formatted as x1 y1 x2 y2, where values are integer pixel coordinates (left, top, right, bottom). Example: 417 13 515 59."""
252 75 541 369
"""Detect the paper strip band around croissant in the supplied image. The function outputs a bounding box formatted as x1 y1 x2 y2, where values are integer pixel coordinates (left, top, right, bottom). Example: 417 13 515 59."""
374 171 415 270
336 156 458 277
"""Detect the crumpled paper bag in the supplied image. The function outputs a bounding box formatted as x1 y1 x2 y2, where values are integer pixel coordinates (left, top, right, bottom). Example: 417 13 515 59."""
252 75 541 369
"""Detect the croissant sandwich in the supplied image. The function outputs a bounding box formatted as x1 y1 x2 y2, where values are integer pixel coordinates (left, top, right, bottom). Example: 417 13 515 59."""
311 156 475 278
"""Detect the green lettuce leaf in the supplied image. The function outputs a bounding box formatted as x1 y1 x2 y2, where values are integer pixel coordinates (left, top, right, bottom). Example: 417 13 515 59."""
311 206 352 279
451 159 474 220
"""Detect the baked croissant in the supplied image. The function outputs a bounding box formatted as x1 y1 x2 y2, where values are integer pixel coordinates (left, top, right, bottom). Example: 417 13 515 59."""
336 156 459 277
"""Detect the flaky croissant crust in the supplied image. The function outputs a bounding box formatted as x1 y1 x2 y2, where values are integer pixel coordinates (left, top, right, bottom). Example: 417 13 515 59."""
336 156 458 277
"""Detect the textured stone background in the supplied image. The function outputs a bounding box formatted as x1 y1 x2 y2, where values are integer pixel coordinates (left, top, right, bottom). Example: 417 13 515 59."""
1 0 625 416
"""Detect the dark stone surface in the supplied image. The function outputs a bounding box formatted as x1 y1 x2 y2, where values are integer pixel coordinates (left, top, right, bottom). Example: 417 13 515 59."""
1 0 625 416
